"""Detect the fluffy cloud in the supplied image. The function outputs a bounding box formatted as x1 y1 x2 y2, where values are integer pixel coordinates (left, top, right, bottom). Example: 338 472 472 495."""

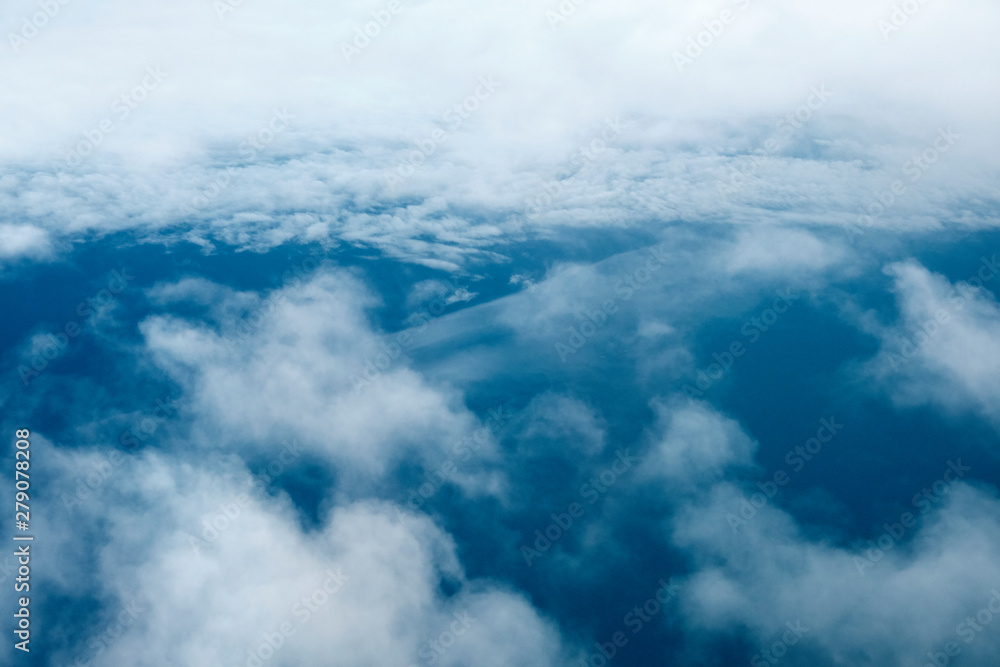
861 258 1000 428
19 442 575 667
140 266 499 487
639 397 757 489
3 3 999 660
717 227 848 276
673 480 1000 666
0 223 51 262
645 398 1000 666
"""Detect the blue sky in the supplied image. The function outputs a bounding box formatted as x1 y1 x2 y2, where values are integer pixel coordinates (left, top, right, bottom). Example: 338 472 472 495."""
2 1 1000 666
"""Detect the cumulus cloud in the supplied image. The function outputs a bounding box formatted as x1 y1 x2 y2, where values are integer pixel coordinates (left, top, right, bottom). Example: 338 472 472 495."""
139 267 499 488
673 480 1000 666
633 400 1000 666
639 397 757 489
860 258 1000 427
17 443 575 667
0 223 51 262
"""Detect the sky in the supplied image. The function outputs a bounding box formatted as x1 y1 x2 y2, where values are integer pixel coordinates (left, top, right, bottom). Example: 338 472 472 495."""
1 1 1000 666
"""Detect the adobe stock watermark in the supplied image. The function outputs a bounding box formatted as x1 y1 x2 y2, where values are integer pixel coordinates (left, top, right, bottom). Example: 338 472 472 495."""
853 459 971 574
524 118 624 216
238 109 295 161
185 108 295 214
118 397 174 451
545 0 591 30
682 288 800 398
60 399 172 509
521 449 640 566
750 621 810 667
187 440 304 554
7 0 72 53
385 76 501 191
222 251 321 347
881 254 998 375
340 0 403 63
555 243 668 362
58 68 168 169
923 588 1000 667
213 0 249 20
62 396 176 511
69 598 146 666
726 417 844 532
230 569 348 667
17 268 136 386
402 405 508 511
406 610 475 667
878 0 932 39
350 278 472 394
577 578 681 667
673 0 752 72
717 85 834 197
846 127 959 242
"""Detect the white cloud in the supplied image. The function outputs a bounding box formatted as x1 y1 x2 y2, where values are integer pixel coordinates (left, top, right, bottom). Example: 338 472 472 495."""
673 480 1000 666
0 0 996 262
718 227 847 276
0 223 51 261
639 397 757 488
643 401 1000 665
861 259 1000 427
23 444 575 667
139 268 499 486
516 393 606 457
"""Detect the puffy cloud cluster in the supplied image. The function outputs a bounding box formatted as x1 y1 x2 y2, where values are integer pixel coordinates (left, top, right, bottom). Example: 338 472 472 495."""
4 238 1000 666
10 441 574 667
639 400 1000 666
139 266 507 492
673 479 1000 666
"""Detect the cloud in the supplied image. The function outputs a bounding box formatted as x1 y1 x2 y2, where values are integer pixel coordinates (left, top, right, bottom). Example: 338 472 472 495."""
24 443 576 667
860 259 1000 427
3 3 1000 663
647 400 1000 665
718 227 848 276
0 223 51 262
139 267 498 487
0 0 996 263
515 393 607 457
639 397 757 489
672 480 1000 666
